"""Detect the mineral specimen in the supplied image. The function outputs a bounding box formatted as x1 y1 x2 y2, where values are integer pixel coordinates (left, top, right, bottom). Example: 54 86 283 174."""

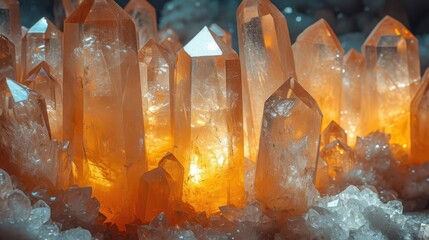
159 27 182 56
293 19 344 130
0 35 16 80
237 0 296 162
174 26 244 213
322 120 347 147
320 139 355 180
0 0 21 68
209 23 232 47
254 78 321 213
63 0 146 227
159 152 184 201
125 0 158 48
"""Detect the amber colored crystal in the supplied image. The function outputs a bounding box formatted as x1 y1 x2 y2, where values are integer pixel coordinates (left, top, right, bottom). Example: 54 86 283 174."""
139 40 174 171
22 17 63 82
63 0 146 227
362 16 420 150
159 152 184 201
340 49 365 146
137 167 175 223
24 62 63 141
410 69 429 164
255 78 322 213
293 19 343 131
0 0 21 69
174 27 244 213
0 35 16 80
320 139 354 180
322 120 347 147
209 23 232 47
125 0 158 48
159 27 182 55
62 0 83 16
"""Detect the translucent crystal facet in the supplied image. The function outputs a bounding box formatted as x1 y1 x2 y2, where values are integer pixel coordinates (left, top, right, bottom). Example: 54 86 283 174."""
410 69 429 164
62 0 83 16
159 27 182 55
255 78 322 213
362 16 420 150
293 19 344 130
209 23 232 47
159 152 184 201
0 35 16 80
322 120 347 147
174 27 244 213
139 40 174 171
340 49 365 146
237 0 296 162
63 0 146 227
0 0 21 68
125 0 158 48
24 62 63 141
320 139 354 180
22 17 63 82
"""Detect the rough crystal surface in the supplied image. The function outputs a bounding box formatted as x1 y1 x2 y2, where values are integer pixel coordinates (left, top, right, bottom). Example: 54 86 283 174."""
255 78 322 213
293 19 344 130
63 0 146 227
174 26 244 213
237 0 296 162
0 35 16 80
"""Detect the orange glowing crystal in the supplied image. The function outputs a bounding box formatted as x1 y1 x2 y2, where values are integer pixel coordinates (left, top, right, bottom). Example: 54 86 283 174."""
293 19 343 130
320 139 354 180
22 17 63 82
410 69 429 164
255 78 322 213
0 35 16 80
322 120 347 147
24 62 63 141
159 27 182 55
174 26 244 214
139 40 174 171
237 0 296 162
209 23 232 47
0 0 21 67
63 0 146 227
125 0 158 48
340 49 365 146
362 16 420 150
159 152 184 201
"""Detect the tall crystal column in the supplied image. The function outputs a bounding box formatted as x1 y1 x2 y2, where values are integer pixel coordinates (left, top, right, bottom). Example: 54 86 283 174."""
63 0 146 227
0 34 16 79
340 49 365 146
24 62 63 141
293 19 344 130
125 0 158 48
174 27 244 213
237 0 296 162
139 39 174 171
0 0 21 70
362 16 420 150
255 78 322 213
410 69 429 164
22 17 63 83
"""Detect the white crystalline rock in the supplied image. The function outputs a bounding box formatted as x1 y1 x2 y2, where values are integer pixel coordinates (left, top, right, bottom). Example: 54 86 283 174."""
61 228 92 240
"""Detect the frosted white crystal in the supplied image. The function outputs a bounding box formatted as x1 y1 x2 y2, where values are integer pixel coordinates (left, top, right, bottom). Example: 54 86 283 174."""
61 227 92 240
0 169 12 199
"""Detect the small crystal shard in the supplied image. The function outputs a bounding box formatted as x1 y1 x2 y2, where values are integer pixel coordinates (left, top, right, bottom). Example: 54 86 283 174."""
6 189 31 222
62 0 83 16
159 152 184 201
237 0 296 162
159 27 182 55
24 62 63 140
0 35 16 80
125 0 158 48
293 19 343 130
322 120 347 147
254 78 322 213
174 26 244 213
63 0 146 227
340 49 365 146
410 69 429 164
0 0 21 67
320 139 355 180
362 16 420 150
139 40 174 171
209 23 232 47
22 17 63 82
0 169 12 199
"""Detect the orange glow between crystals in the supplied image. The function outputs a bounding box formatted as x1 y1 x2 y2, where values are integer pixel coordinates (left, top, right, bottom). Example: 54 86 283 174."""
88 162 112 187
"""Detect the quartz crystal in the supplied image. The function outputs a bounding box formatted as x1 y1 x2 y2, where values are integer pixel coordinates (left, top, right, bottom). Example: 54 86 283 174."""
340 49 365 146
255 78 322 213
237 0 296 162
159 152 184 201
0 0 21 70
62 0 83 16
174 26 244 213
159 27 182 55
139 40 174 171
22 17 63 82
293 19 343 130
410 69 429 164
209 23 232 47
125 0 158 48
322 120 347 147
320 139 354 180
0 34 16 80
24 62 63 141
63 0 146 227
362 16 420 150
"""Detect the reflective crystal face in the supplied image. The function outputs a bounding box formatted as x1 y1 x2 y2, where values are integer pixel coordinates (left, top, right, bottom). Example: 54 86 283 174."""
174 26 244 214
322 120 347 147
255 77 321 213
